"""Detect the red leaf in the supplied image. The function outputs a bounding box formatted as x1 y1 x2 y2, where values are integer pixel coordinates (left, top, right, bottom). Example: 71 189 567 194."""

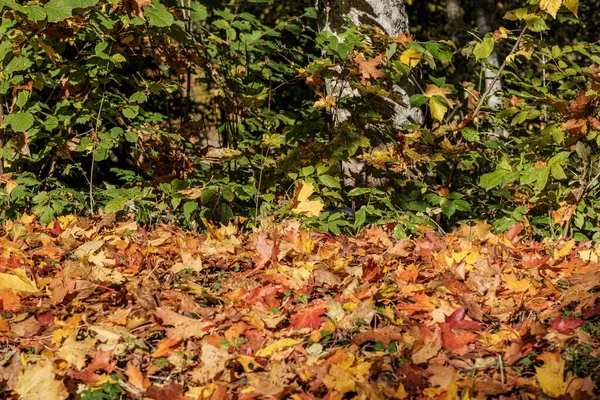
550 315 583 334
440 323 478 355
582 304 600 319
446 306 482 331
289 306 326 330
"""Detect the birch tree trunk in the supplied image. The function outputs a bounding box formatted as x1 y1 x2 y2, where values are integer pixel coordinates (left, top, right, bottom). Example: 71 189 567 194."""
475 0 502 107
315 0 422 187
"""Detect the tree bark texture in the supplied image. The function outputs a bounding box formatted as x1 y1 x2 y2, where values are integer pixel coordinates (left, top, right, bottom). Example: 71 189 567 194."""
316 0 421 187
475 0 502 107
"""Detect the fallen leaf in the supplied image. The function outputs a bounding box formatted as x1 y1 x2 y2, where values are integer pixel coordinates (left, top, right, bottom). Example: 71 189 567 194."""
14 359 68 400
256 338 302 357
289 306 326 330
535 352 569 397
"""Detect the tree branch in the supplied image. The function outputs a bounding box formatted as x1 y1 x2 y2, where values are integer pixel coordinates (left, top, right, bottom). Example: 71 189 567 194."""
472 24 528 120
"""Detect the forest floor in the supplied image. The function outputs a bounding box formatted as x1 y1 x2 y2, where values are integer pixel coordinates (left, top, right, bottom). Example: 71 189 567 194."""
0 214 599 399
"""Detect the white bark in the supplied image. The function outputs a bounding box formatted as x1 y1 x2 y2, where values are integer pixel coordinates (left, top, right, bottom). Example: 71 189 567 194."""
316 0 422 186
476 0 502 108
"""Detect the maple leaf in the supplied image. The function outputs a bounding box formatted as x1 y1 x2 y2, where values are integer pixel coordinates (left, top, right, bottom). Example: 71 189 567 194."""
445 306 482 331
289 306 326 329
535 352 570 397
354 54 386 86
126 361 149 389
582 304 600 319
154 307 212 340
290 181 323 217
550 315 583 334
399 49 421 67
313 93 336 112
440 323 479 355
352 326 404 345
305 72 324 87
14 359 68 400
256 338 302 357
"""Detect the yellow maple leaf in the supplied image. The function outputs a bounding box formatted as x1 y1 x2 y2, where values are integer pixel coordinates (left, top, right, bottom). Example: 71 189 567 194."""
256 338 301 357
503 274 530 292
535 352 570 397
540 0 562 18
554 239 575 259
314 93 336 112
399 49 422 67
14 359 68 400
0 269 38 293
291 181 323 217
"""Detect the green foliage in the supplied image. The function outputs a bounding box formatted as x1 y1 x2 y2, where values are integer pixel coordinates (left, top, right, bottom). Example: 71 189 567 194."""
80 373 122 400
1 0 600 241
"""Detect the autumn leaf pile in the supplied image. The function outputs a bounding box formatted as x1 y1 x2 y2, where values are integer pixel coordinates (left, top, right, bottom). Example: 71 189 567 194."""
0 214 599 399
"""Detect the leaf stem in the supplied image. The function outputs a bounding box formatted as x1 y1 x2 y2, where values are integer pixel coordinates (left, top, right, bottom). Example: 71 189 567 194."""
472 25 528 120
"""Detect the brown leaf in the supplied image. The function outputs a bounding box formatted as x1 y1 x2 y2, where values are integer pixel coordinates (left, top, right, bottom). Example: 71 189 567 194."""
352 326 404 345
354 54 386 86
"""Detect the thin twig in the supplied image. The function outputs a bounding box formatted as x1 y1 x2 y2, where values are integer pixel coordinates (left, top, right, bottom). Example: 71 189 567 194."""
472 25 528 120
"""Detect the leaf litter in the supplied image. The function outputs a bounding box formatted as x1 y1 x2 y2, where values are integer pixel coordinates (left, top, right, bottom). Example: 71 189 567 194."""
0 215 599 399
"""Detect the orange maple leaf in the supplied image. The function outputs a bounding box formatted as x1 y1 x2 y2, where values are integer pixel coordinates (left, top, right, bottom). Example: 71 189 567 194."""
290 306 326 329
354 54 386 86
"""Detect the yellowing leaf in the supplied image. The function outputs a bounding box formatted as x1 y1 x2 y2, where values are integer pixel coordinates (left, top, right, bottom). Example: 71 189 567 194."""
424 84 453 101
56 333 97 369
429 97 448 122
14 359 68 400
256 338 301 357
554 239 575 259
399 49 421 67
0 270 38 293
535 352 570 397
291 181 323 217
540 0 562 18
314 93 335 112
563 0 579 17
503 274 530 292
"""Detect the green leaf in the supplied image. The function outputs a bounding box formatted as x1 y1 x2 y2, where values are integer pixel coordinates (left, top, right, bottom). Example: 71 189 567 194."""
479 169 509 190
190 2 207 21
348 187 373 196
3 112 34 132
44 0 72 22
104 197 127 213
36 205 55 224
526 17 549 32
124 130 138 143
284 24 302 35
183 201 198 221
318 174 341 189
354 208 366 227
441 200 457 218
122 105 139 119
548 151 570 179
65 0 99 8
473 36 494 60
129 91 147 104
410 94 429 107
26 5 46 21
144 4 173 27
201 186 217 204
